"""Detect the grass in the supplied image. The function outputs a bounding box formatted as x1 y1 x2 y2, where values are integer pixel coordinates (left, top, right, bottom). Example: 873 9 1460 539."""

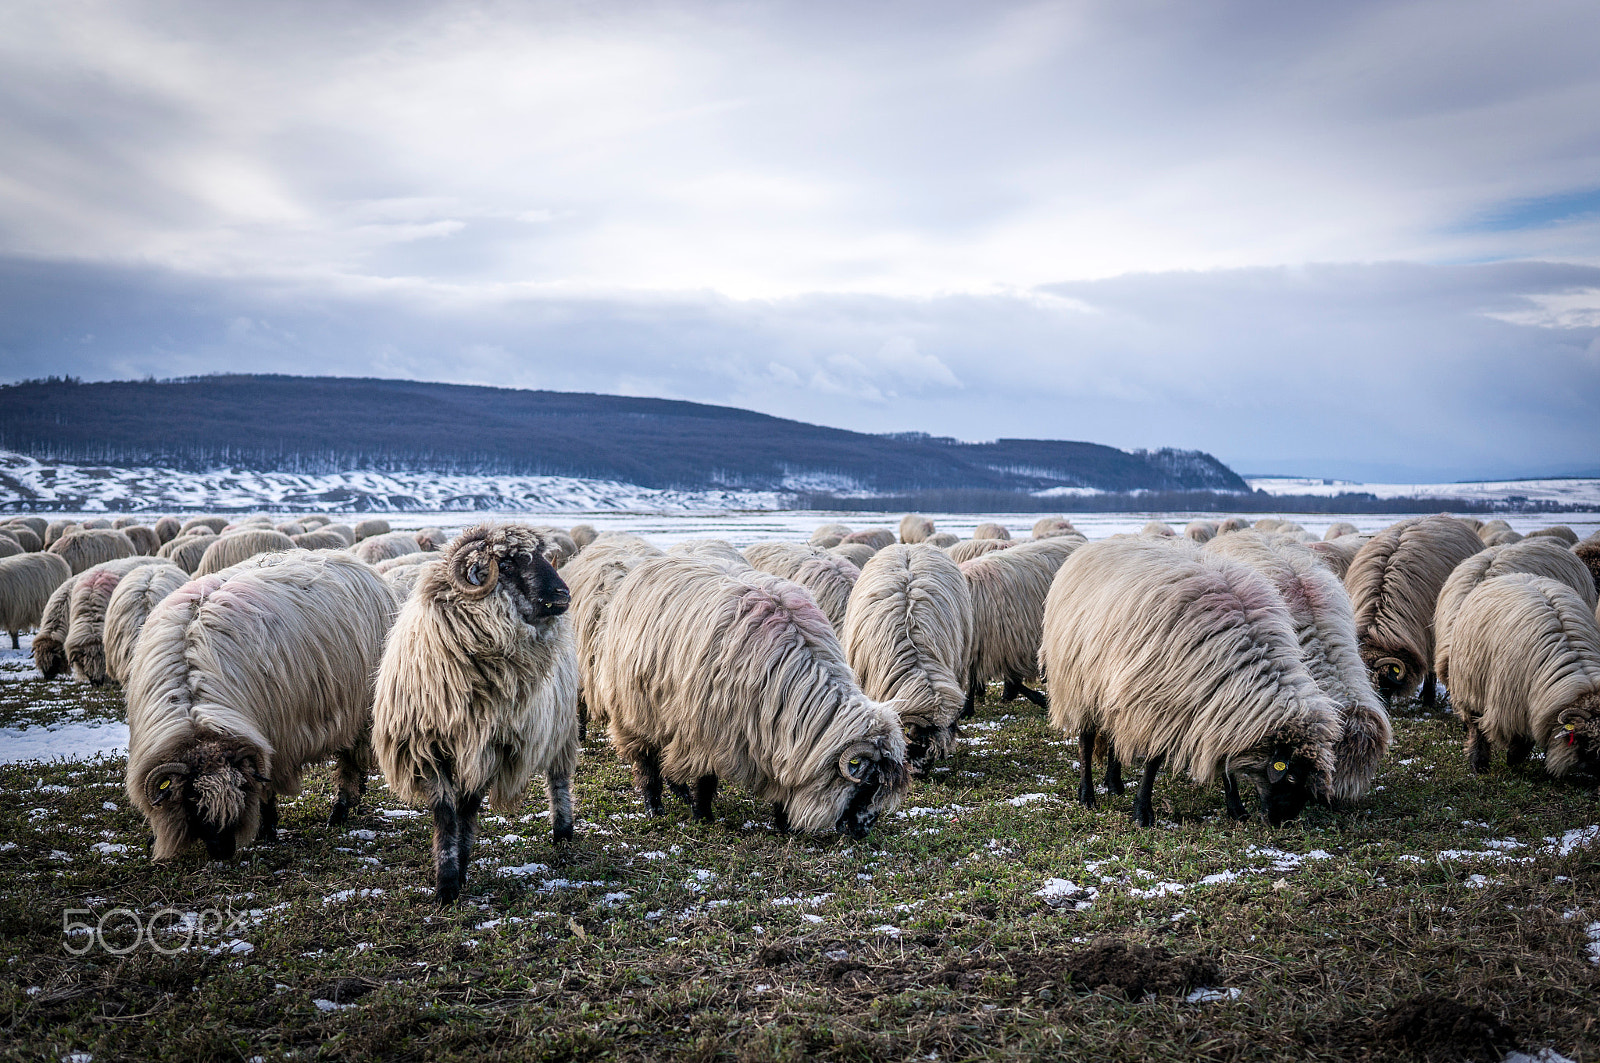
2 669 1598 1062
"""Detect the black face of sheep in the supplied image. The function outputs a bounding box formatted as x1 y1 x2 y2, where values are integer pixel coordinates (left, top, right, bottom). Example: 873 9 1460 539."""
835 749 907 838
144 738 267 861
449 529 570 621
1557 709 1600 777
1362 646 1423 703
33 636 68 679
1250 747 1317 827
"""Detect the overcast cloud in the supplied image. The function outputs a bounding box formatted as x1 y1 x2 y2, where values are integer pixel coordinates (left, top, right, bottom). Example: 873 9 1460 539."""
1 1 1597 480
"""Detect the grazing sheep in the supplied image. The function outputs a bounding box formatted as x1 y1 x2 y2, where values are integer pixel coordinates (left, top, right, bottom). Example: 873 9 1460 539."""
899 514 936 544
1482 529 1522 546
1346 515 1485 706
743 541 825 577
1526 525 1579 545
353 518 391 541
1449 574 1600 778
5 525 43 552
49 529 137 574
383 563 428 600
1040 537 1341 827
291 529 350 551
810 534 844 550
1215 517 1249 534
1306 535 1366 580
373 525 579 903
1254 518 1287 532
45 519 78 546
111 516 141 529
299 514 330 528
667 538 750 567
158 535 214 574
843 528 897 552
945 538 1018 564
351 531 426 566
1433 537 1599 687
123 525 160 555
596 558 909 835
961 536 1083 713
195 530 297 577
1204 532 1391 805
66 557 164 685
1478 519 1514 543
179 516 228 536
80 518 113 530
562 534 665 738
925 532 959 548
1032 517 1075 539
1142 521 1178 538
320 523 356 546
125 551 398 860
0 533 20 558
810 524 852 546
569 524 598 550
33 573 81 677
1574 540 1600 598
830 543 877 569
274 521 308 537
0 552 72 649
1324 522 1359 540
408 527 446 552
375 552 434 574
972 522 1011 541
8 516 47 540
842 545 973 769
1184 520 1218 543
789 553 860 635
224 517 274 532
102 562 188 686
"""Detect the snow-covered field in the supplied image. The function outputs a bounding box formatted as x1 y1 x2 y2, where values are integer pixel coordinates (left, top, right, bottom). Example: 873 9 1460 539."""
1248 476 1600 508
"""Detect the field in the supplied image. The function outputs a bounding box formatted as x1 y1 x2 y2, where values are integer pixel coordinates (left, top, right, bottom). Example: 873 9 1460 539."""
3 665 1597 1062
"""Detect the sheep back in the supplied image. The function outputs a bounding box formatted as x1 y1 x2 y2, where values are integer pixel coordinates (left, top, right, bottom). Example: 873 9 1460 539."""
962 536 1083 689
103 562 189 685
0 552 72 639
666 538 750 567
899 514 935 544
561 535 665 729
353 518 391 541
292 529 351 551
66 557 164 684
196 530 296 576
945 538 1018 564
49 529 137 575
842 528 896 551
351 531 425 565
830 542 877 569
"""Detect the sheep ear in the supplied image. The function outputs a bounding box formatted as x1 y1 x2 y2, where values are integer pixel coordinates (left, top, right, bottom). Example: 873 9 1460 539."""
1266 746 1292 783
145 762 190 807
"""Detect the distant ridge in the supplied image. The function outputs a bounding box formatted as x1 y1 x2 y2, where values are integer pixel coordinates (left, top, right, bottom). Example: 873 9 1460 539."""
0 375 1247 497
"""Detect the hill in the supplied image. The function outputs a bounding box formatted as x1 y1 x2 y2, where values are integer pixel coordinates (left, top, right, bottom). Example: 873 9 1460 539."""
0 375 1247 497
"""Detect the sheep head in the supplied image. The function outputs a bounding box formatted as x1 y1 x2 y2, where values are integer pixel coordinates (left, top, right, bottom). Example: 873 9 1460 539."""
1236 733 1326 827
143 736 268 860
1360 643 1423 703
33 632 68 679
446 524 569 622
782 701 909 839
1548 696 1600 778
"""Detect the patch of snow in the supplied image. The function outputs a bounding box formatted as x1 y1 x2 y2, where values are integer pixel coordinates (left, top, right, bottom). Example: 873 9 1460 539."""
0 720 128 764
1185 987 1242 1003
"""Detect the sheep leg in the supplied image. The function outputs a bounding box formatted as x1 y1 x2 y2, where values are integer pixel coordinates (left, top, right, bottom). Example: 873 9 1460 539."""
633 749 665 816
1104 741 1125 796
1002 678 1021 703
667 781 693 809
1131 754 1164 828
547 768 575 843
454 790 483 896
961 666 980 719
256 794 278 842
329 747 367 825
690 774 718 823
7 631 16 650
1018 683 1049 709
1420 672 1437 708
430 786 463 905
1223 774 1249 821
1076 724 1098 809
1506 736 1535 766
772 803 790 833
577 703 588 743
1464 723 1490 774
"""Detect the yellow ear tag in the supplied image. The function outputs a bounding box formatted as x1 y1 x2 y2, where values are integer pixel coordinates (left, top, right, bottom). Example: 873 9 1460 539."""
1273 761 1287 772
1567 723 1576 731
159 779 171 789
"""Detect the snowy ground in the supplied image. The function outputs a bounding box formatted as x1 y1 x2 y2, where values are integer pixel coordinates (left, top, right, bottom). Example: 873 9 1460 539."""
1248 476 1600 508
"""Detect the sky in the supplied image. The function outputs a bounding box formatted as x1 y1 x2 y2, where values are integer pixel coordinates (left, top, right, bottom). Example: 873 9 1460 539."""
1 1 1598 481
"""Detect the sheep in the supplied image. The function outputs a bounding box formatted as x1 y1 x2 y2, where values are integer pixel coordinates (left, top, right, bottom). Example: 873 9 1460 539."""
33 575 81 677
1039 536 1341 827
830 543 877 569
0 533 20 558
569 524 598 551
351 531 426 566
414 527 451 551
1204 532 1391 805
291 529 350 551
1032 516 1075 539
595 557 909 835
945 538 1018 564
122 525 160 555
1482 529 1522 546
1478 519 1514 543
666 538 750 567
102 562 189 686
961 536 1084 713
320 523 356 546
272 520 306 537
972 522 1011 541
384 562 429 601
80 517 113 530
1526 525 1579 545
1433 537 1599 688
841 545 973 769
1449 574 1600 778
125 551 398 860
8 516 47 540
0 552 72 649
195 530 297 577
810 534 844 549
529 527 578 567
179 516 227 536
1184 520 1217 543
561 534 665 738
299 514 331 528
1215 517 1250 534
373 524 579 903
1306 534 1366 580
1574 540 1600 598
1324 522 1359 540
49 529 137 575
65 557 165 685
158 535 214 574
789 553 860 635
810 523 852 546
1142 521 1178 538
925 531 960 548
899 514 936 544
45 519 78 546
1345 515 1485 706
5 525 43 552
353 518 391 541
843 528 897 551
375 552 434 574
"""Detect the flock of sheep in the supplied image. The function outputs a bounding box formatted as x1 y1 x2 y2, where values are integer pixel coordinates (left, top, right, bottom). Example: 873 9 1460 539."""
2 509 1598 904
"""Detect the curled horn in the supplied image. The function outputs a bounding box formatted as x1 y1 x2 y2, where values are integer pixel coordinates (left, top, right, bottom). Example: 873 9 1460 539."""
145 762 189 806
447 530 500 599
839 746 879 783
